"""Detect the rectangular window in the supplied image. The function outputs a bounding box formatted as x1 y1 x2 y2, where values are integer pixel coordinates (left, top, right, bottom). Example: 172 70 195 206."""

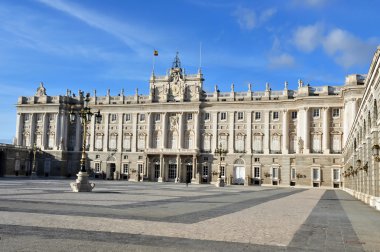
95 163 101 173
204 113 210 121
123 164 128 174
313 168 320 181
123 155 128 160
95 155 100 159
291 168 296 180
332 108 340 118
138 163 143 173
254 167 260 178
333 169 340 181
220 166 225 177
313 108 320 118
111 114 117 122
125 114 131 122
220 112 227 121
168 164 177 179
139 114 145 122
272 168 278 179
220 156 225 162
202 165 209 176
273 112 279 120
155 113 160 122
291 111 297 119
237 112 244 120
187 113 193 120
255 112 261 120
254 158 260 162
203 156 208 161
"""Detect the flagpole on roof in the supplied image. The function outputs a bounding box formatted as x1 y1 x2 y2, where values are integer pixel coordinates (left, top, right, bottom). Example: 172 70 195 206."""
152 49 158 75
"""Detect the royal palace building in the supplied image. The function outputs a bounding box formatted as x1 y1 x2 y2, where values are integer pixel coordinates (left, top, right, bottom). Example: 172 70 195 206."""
13 51 380 198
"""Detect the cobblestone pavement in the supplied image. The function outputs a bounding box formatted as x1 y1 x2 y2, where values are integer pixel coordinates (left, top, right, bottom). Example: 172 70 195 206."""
0 179 379 251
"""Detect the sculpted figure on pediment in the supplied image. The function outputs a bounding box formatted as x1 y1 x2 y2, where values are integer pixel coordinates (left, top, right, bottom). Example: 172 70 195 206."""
36 82 47 97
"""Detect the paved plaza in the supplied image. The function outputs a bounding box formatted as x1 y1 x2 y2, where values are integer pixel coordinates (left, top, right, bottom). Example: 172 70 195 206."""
0 179 379 251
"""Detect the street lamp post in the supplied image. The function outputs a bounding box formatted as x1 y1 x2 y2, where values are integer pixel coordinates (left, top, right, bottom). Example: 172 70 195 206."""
215 143 227 187
31 143 40 178
69 92 101 192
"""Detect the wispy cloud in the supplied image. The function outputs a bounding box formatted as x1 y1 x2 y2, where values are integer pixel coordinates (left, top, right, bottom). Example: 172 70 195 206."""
292 23 378 68
292 0 328 8
293 23 324 52
232 6 276 31
36 0 157 55
323 29 377 68
268 53 295 69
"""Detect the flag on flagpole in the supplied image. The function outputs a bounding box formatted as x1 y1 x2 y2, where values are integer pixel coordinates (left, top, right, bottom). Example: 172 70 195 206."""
154 50 158 56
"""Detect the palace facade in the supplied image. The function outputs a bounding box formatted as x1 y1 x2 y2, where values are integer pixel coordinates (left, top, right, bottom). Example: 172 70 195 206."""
14 53 370 189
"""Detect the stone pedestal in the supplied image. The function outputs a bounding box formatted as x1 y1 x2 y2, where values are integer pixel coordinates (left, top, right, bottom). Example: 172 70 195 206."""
158 177 163 182
215 177 225 187
70 172 95 192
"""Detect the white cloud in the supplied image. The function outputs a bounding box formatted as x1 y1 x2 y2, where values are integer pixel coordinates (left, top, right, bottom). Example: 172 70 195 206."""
293 23 324 52
232 7 276 30
269 53 295 69
36 0 157 55
292 0 328 7
259 8 277 23
323 28 377 68
233 6 256 30
292 23 378 68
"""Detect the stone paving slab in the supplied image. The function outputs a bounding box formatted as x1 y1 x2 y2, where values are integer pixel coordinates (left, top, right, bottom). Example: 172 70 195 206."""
0 179 379 251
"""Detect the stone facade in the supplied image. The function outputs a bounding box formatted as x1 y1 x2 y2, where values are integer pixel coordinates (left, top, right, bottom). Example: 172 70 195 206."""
343 47 380 210
13 53 370 188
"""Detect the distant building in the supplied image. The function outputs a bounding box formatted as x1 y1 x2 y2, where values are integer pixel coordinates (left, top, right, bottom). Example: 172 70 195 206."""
12 52 368 190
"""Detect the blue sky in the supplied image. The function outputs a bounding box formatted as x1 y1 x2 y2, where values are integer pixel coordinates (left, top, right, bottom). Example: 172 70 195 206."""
0 0 379 142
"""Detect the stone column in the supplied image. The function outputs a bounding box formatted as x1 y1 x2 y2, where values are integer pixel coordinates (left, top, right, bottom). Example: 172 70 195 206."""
74 114 81 151
103 113 109 152
42 113 48 150
132 113 137 152
303 108 310 154
246 111 252 154
89 114 95 152
176 154 180 182
16 113 24 146
264 111 270 154
228 112 234 153
178 112 183 149
54 113 60 150
323 107 330 154
117 113 123 152
192 155 197 180
158 154 163 182
194 112 200 150
212 112 218 151
59 112 67 150
147 112 152 149
282 110 289 154
30 114 35 147
162 112 167 149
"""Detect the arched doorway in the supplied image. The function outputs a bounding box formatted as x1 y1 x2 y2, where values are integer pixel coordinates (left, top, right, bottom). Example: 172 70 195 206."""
184 159 192 184
233 158 245 185
153 158 160 181
106 155 116 180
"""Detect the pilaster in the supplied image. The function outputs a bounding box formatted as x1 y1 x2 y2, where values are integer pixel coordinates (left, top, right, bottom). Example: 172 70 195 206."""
282 110 289 154
103 113 109 152
228 112 234 153
264 111 270 154
323 107 330 154
246 111 252 154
